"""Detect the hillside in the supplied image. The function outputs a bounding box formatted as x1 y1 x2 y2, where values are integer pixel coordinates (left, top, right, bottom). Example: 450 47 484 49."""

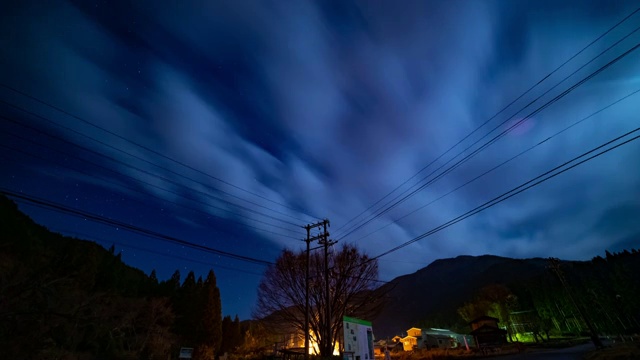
0 196 231 359
371 249 640 338
0 195 156 295
371 255 549 336
3 194 638 355
0 195 177 358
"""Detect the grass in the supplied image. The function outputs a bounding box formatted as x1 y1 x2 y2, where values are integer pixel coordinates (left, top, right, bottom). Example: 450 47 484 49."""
391 348 476 360
373 337 595 360
523 336 591 349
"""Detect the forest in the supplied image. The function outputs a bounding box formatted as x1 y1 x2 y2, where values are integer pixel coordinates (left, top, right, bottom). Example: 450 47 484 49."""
438 251 640 342
0 195 244 359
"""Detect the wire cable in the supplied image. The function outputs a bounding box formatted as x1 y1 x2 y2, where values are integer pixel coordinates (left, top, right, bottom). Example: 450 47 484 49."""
0 127 302 237
338 34 640 240
0 98 315 225
371 126 640 261
1 189 275 266
0 138 301 240
337 39 640 241
333 7 640 235
53 229 265 277
0 81 321 221
352 87 640 242
0 113 302 230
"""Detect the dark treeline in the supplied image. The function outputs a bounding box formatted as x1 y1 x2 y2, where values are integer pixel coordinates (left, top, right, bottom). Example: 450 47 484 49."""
0 196 244 359
430 250 640 341
513 250 640 339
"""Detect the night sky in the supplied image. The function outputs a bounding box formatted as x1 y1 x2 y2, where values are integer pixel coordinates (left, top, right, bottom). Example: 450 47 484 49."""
1 0 640 320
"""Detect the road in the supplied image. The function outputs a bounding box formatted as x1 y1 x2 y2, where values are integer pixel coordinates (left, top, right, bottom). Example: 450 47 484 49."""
494 343 596 360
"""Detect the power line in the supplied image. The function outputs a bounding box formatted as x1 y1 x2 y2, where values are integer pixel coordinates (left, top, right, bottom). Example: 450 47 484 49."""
0 122 302 238
0 97 317 224
337 38 640 241
335 9 640 236
0 81 320 221
54 229 265 277
370 126 640 262
338 32 640 240
333 7 640 236
2 189 275 266
0 113 302 231
352 87 640 242
0 138 301 241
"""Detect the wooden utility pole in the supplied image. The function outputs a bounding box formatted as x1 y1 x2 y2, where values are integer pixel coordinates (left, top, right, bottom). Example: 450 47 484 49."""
304 219 329 360
318 221 335 357
548 258 603 348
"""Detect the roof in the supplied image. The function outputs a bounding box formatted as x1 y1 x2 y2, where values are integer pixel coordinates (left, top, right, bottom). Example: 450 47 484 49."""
469 316 500 324
344 316 372 326
422 328 460 337
469 324 507 335
425 334 453 340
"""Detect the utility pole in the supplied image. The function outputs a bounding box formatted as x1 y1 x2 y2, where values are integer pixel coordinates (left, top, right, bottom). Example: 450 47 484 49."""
304 219 329 360
548 258 603 348
318 220 335 357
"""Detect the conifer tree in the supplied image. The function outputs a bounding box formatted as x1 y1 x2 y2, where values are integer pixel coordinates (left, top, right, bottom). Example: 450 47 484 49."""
176 271 200 345
169 270 181 291
182 271 197 292
221 315 233 354
149 269 158 284
232 315 242 350
195 270 223 360
158 270 181 297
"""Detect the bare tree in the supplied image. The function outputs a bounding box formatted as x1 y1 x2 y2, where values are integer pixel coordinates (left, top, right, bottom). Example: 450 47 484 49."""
254 244 386 357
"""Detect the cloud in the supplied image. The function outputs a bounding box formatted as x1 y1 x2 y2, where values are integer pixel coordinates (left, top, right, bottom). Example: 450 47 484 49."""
2 0 640 306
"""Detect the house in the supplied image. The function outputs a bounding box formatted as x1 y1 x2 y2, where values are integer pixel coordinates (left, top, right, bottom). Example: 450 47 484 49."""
397 327 466 351
400 335 418 351
373 340 386 356
389 341 403 352
385 338 404 353
469 316 507 349
423 334 454 350
343 316 374 360
420 328 473 350
470 316 500 331
401 327 425 350
274 329 305 359
406 327 422 338
276 326 337 356
373 339 402 355
422 328 464 350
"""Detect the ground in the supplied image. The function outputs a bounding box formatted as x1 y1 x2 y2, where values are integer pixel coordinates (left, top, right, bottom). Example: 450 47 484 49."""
583 342 640 360
381 338 640 360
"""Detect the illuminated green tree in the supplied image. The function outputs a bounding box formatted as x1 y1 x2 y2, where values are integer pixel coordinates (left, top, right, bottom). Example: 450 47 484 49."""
457 284 518 341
